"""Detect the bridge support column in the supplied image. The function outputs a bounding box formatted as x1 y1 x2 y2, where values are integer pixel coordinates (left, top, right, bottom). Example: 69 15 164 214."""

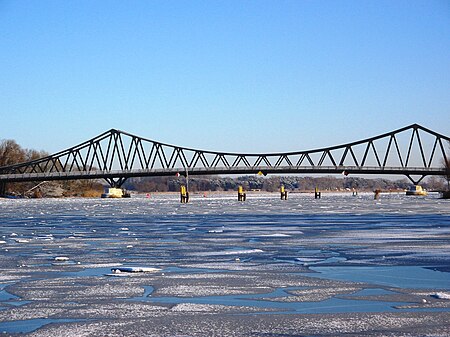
105 177 128 188
405 175 426 185
314 187 321 199
180 185 189 203
280 185 288 200
0 182 6 196
238 186 246 201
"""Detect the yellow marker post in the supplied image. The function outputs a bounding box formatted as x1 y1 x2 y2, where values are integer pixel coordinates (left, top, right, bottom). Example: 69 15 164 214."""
180 185 189 203
280 185 287 200
238 185 246 201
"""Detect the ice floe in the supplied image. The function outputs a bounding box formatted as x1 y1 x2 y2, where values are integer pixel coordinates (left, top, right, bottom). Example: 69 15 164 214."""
14 239 30 243
433 292 450 300
208 229 224 233
54 257 69 261
111 267 161 273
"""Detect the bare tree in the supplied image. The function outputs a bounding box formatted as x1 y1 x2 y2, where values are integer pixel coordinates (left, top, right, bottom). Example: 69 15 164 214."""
0 139 26 167
25 148 49 162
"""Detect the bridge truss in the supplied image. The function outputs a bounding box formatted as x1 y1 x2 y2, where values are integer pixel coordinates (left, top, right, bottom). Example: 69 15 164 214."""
0 124 449 187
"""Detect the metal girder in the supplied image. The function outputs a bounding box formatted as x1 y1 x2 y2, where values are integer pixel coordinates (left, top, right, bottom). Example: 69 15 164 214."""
105 177 128 188
0 124 449 185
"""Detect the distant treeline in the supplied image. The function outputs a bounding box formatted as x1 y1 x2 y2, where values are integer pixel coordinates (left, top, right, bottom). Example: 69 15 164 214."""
123 175 446 193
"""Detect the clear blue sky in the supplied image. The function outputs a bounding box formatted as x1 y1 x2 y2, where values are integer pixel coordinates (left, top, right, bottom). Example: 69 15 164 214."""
1 0 449 154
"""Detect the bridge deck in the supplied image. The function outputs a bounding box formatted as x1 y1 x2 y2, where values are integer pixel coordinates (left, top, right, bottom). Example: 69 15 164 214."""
0 166 445 183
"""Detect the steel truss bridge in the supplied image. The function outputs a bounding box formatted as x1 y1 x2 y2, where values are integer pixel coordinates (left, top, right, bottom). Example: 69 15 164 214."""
0 124 449 191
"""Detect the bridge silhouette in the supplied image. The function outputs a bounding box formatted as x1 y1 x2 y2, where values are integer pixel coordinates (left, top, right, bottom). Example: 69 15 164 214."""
0 124 449 191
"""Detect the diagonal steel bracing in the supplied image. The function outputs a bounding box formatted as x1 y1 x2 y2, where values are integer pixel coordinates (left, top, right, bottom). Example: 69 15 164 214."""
0 124 449 186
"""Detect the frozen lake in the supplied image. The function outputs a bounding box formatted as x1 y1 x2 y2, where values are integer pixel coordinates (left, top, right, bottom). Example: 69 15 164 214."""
0 192 449 336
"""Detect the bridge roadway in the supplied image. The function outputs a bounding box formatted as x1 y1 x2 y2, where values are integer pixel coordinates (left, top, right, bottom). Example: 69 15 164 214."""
0 166 445 183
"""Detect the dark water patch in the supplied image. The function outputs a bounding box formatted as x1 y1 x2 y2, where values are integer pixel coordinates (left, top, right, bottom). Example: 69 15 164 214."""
425 266 450 273
309 266 450 289
0 284 30 310
0 318 84 334
128 285 154 301
142 285 154 297
0 284 18 301
140 287 416 314
126 285 424 314
3 300 32 307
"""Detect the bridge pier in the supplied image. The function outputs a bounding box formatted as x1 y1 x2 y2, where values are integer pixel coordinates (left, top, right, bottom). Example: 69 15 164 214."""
238 186 246 201
280 185 288 200
180 185 189 203
314 187 321 199
0 182 6 196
